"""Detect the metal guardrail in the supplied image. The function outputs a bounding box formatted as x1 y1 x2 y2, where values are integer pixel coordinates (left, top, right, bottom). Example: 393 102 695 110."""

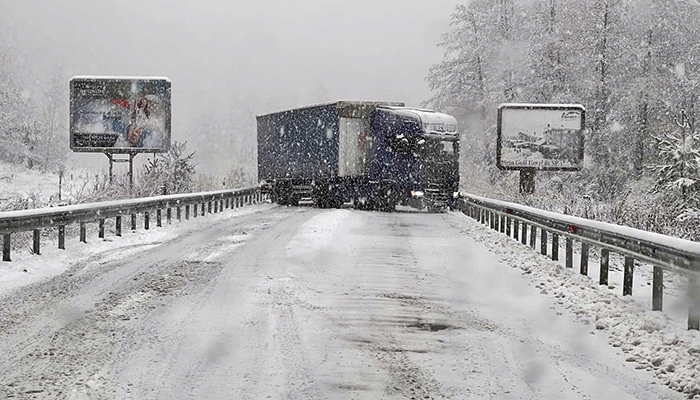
459 193 700 330
1 185 266 262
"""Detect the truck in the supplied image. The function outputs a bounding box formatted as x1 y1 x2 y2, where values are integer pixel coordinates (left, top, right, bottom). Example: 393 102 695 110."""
256 100 460 212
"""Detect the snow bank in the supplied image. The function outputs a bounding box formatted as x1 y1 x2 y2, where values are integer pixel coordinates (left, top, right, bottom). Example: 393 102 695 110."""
454 211 700 398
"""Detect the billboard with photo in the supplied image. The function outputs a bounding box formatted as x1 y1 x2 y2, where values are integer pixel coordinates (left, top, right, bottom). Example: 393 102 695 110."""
497 103 585 171
70 76 171 153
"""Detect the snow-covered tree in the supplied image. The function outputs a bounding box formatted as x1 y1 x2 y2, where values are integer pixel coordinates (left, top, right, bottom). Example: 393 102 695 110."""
651 110 700 197
141 141 197 196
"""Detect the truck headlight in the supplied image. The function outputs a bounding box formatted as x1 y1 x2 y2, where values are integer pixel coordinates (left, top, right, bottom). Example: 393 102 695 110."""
411 191 424 197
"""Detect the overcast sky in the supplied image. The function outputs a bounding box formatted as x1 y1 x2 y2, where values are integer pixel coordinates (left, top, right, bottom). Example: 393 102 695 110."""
1 0 459 172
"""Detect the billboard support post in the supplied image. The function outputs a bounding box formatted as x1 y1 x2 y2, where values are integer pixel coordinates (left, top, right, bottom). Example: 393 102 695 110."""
129 153 136 191
104 151 136 188
106 153 114 184
520 168 536 194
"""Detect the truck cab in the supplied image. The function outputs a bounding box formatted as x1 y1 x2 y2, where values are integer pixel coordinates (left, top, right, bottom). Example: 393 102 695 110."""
368 106 460 212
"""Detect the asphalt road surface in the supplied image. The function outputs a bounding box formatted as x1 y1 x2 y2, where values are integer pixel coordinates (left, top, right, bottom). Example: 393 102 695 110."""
0 205 685 399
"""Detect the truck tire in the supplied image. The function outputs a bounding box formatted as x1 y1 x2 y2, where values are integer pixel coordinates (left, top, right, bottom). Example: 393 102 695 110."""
427 204 447 213
313 182 333 208
377 185 396 212
274 181 294 206
288 195 300 207
353 197 370 210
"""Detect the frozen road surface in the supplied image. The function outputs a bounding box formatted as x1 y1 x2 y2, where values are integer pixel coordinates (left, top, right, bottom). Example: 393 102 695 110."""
0 206 685 399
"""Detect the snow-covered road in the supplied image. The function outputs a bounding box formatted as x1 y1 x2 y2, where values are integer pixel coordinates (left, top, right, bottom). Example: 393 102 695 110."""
0 206 685 399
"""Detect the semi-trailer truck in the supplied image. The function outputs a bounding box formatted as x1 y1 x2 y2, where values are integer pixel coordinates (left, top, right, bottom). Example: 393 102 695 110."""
256 100 460 212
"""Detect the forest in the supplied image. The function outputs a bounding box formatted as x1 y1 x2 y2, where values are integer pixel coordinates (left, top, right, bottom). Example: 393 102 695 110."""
427 0 700 240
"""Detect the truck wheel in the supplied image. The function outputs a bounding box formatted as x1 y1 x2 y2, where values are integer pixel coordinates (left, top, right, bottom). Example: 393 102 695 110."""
353 198 369 210
378 186 396 212
427 204 446 213
274 181 294 206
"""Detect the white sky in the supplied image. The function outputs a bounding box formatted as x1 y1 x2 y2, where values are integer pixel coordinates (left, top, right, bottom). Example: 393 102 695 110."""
1 0 458 172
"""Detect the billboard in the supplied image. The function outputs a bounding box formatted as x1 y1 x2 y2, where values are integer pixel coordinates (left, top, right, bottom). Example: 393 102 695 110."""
70 76 171 153
497 103 585 171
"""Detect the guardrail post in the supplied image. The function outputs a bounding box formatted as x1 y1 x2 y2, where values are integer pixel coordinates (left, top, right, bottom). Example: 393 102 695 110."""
506 217 511 236
144 211 150 230
690 311 700 331
689 275 700 330
58 225 65 249
131 214 137 231
3 234 11 261
167 208 172 224
157 209 162 227
226 198 230 209
623 257 634 296
490 212 495 230
540 229 547 256
116 216 122 237
521 222 528 245
580 242 589 275
177 206 182 221
600 249 609 285
80 222 87 243
208 201 212 214
652 266 663 311
530 225 536 249
33 229 41 255
565 237 573 268
214 201 218 213
500 215 505 233
99 219 105 239
552 234 559 261
186 205 190 220
513 220 519 240
202 203 206 215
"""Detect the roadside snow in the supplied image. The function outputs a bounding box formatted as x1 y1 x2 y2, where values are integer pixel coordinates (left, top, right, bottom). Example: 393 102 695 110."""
452 211 700 398
0 161 92 208
0 203 276 297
